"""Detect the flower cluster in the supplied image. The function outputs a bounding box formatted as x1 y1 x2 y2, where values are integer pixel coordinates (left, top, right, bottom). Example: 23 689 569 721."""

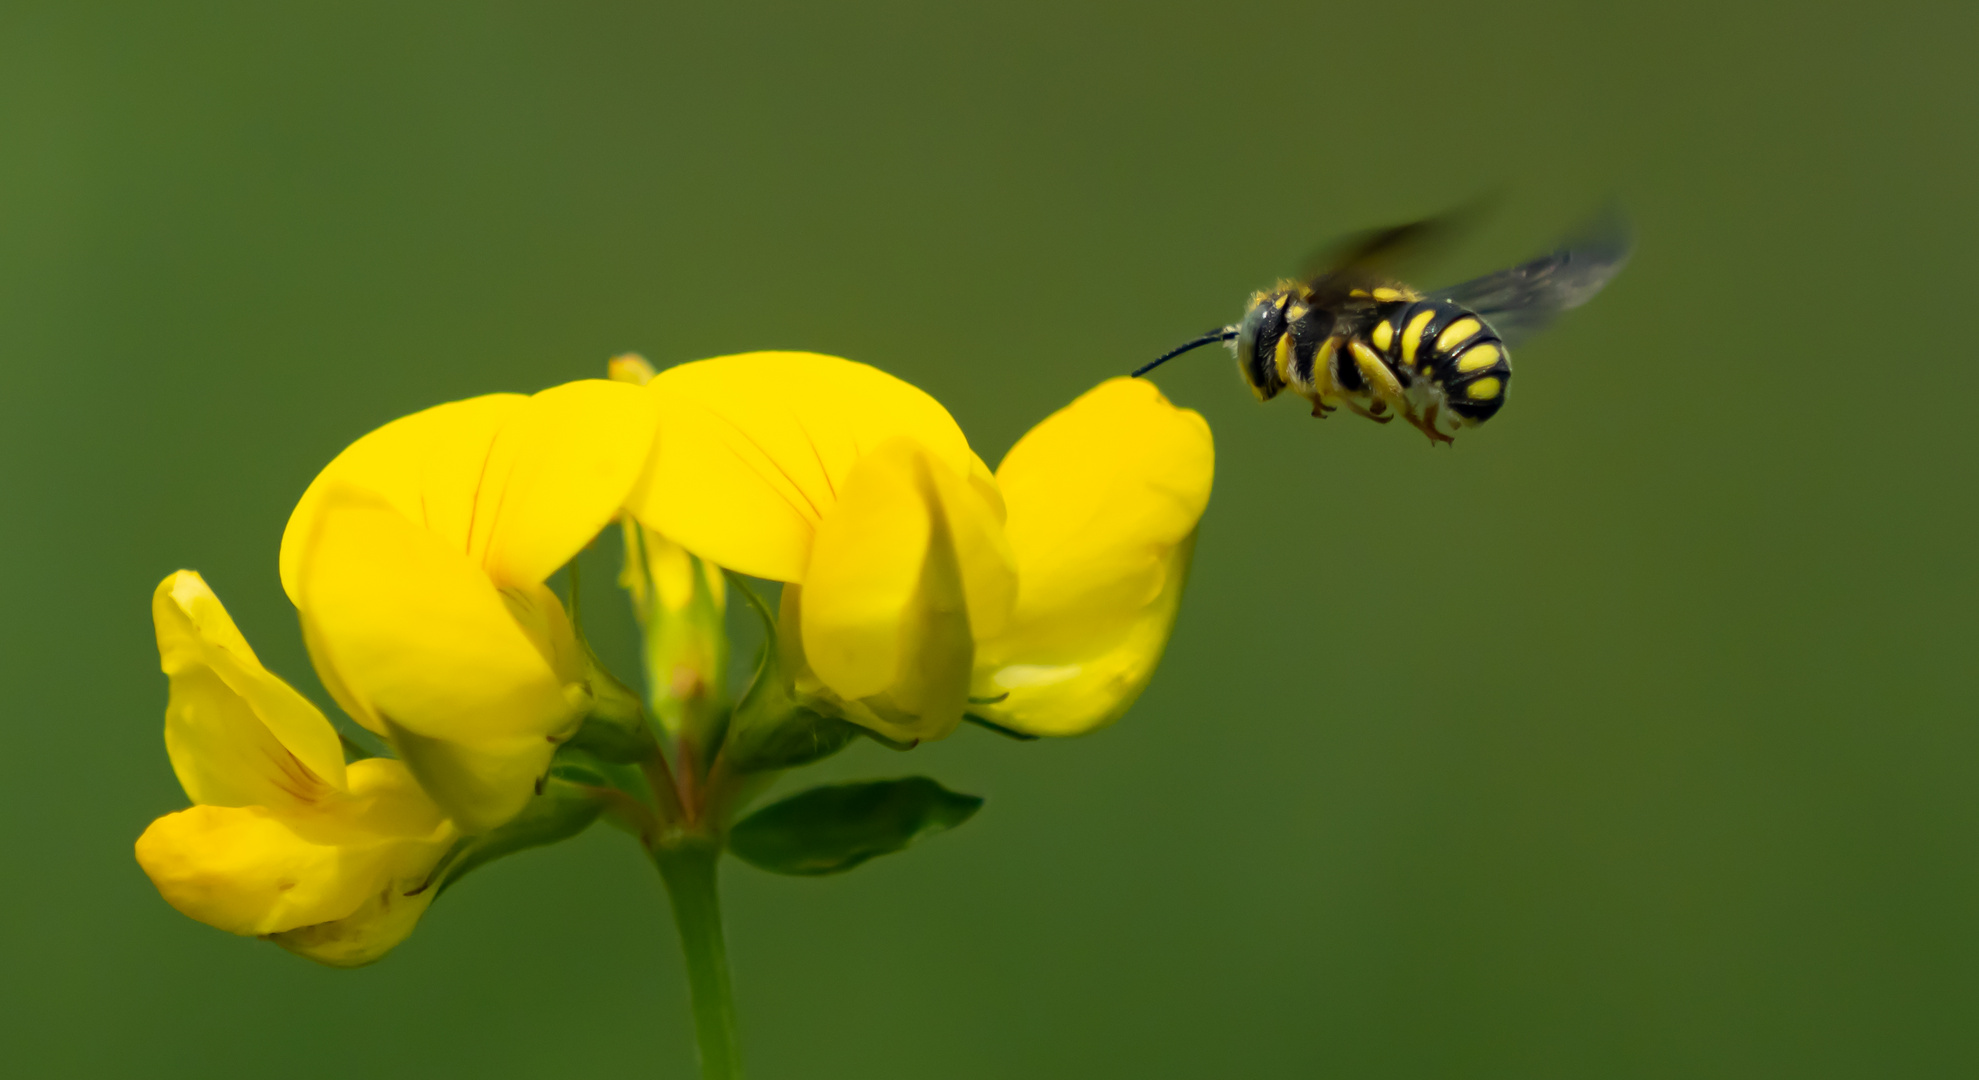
136 353 1213 970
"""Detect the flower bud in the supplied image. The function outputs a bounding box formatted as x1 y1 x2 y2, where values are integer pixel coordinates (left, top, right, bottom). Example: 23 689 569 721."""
608 352 658 386
619 521 728 749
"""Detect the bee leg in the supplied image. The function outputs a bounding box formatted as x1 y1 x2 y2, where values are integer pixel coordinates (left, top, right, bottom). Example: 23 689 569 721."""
1348 342 1417 430
1309 400 1336 419
1340 399 1394 425
1413 404 1455 446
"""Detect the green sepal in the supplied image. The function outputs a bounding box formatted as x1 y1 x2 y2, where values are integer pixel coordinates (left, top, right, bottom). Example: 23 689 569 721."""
722 573 860 772
724 639 860 772
963 713 1040 742
859 727 919 752
728 697 861 772
564 676 657 764
727 777 983 876
430 776 606 897
549 745 663 838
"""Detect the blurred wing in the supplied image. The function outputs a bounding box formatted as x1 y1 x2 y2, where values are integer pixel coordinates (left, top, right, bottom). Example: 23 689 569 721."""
1298 198 1490 306
1432 206 1633 345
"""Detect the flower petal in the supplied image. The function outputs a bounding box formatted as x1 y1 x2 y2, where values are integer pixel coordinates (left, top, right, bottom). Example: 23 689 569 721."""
973 531 1198 736
153 571 347 806
799 438 1014 740
292 483 575 831
136 804 367 936
266 756 455 967
280 394 527 606
266 878 437 969
626 352 979 582
135 758 453 946
971 378 1213 735
280 382 658 601
464 379 661 588
991 377 1213 660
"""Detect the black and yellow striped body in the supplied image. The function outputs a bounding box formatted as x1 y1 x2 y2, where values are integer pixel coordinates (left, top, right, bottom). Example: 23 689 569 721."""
1233 283 1511 444
1134 208 1629 441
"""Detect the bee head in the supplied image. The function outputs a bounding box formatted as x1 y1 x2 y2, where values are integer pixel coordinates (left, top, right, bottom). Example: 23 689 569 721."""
1232 290 1292 401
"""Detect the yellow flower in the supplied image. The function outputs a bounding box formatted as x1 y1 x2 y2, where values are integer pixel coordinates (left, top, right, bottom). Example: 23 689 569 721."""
624 353 1212 741
966 376 1211 736
134 572 457 967
279 379 660 831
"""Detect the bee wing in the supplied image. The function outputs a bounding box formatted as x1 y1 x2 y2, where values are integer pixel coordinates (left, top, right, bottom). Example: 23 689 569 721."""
1431 206 1632 346
1298 198 1490 306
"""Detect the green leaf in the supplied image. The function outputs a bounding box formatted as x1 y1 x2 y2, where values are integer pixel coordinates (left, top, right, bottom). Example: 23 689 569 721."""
727 777 983 876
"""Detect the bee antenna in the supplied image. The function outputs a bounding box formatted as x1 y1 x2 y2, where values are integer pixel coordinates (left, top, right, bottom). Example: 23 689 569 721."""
1131 328 1239 378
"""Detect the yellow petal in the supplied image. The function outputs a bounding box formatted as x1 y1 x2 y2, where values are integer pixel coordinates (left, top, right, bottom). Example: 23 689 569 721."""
137 805 366 936
499 579 589 688
267 757 455 966
464 379 661 588
338 756 457 839
292 483 574 831
280 394 527 606
777 584 931 745
799 438 1014 740
135 758 453 945
992 377 1213 659
626 352 979 582
153 571 347 806
972 378 1214 736
380 721 562 835
267 875 436 968
280 381 656 603
974 531 1198 736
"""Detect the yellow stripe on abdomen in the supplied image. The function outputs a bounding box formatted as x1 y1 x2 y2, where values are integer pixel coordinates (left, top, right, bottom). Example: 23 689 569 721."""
1401 309 1436 365
1455 343 1501 373
1437 317 1482 352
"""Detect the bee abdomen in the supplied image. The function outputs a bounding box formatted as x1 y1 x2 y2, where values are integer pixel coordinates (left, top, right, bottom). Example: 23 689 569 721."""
1370 299 1513 424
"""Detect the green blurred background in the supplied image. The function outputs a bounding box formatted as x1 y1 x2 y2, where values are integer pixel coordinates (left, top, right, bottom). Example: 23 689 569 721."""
4 1 1976 1076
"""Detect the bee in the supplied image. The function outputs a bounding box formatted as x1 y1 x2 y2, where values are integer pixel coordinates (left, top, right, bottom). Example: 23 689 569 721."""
1134 208 1631 444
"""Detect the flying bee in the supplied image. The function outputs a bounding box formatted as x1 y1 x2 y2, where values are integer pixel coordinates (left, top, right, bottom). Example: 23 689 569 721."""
1134 208 1631 444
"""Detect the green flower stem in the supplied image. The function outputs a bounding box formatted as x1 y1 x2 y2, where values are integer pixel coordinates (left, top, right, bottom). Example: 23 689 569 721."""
653 839 744 1080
